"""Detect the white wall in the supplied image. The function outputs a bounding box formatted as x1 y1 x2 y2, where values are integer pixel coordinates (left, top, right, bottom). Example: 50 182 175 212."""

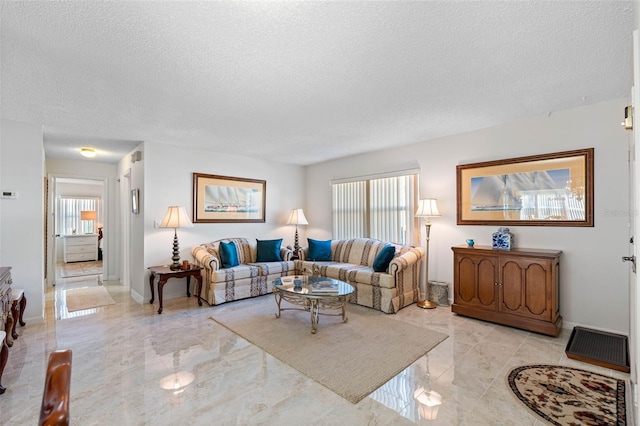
139 141 306 302
116 143 145 300
306 98 630 335
46 159 119 280
0 118 45 323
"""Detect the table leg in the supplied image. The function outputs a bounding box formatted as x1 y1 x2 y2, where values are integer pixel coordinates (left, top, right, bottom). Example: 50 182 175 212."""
342 297 349 323
310 299 320 334
157 278 167 314
149 273 156 304
195 274 203 306
186 276 191 297
274 290 282 318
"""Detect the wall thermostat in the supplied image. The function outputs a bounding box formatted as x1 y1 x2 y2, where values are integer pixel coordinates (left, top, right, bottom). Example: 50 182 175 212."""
1 191 18 199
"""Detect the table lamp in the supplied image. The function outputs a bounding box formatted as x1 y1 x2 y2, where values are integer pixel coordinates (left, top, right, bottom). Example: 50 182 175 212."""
287 208 309 254
80 210 97 234
160 206 193 270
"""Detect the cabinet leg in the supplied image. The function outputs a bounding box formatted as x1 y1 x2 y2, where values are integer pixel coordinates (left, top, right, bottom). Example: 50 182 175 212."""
0 337 7 394
18 294 26 326
4 315 13 348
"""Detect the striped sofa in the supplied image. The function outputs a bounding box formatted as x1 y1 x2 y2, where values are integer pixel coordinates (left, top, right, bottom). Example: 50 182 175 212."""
192 238 295 306
296 238 424 314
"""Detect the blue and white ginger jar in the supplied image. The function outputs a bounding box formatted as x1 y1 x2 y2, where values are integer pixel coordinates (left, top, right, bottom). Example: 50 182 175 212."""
492 227 514 250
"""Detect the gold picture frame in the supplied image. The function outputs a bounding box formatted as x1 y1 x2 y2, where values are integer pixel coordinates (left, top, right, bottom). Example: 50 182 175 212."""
456 148 594 226
192 173 266 223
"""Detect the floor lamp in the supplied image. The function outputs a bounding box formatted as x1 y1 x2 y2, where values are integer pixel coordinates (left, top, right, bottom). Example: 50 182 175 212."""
160 206 193 270
415 198 440 309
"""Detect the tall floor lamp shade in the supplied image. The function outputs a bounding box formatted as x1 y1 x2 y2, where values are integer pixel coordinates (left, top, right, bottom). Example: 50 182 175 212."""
287 209 309 254
415 199 440 309
160 206 193 270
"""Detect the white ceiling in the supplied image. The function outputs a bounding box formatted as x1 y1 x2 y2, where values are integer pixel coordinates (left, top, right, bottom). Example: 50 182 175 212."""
0 1 634 165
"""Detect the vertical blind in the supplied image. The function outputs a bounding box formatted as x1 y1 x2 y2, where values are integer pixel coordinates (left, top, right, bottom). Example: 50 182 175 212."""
332 173 417 245
57 197 99 235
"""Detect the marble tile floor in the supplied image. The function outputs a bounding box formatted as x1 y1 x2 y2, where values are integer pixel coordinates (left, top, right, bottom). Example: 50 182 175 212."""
0 276 632 425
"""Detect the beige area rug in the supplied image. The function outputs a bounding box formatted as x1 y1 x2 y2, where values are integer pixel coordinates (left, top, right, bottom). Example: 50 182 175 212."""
65 286 115 312
60 260 102 278
209 296 448 403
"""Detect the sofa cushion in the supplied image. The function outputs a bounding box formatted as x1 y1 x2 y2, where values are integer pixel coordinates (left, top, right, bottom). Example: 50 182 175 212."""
373 244 395 272
249 261 295 277
219 241 240 268
256 239 283 262
308 238 332 261
210 264 260 283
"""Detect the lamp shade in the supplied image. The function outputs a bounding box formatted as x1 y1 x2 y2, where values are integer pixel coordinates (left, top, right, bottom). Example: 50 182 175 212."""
287 208 309 226
80 210 97 220
415 199 440 217
160 206 194 229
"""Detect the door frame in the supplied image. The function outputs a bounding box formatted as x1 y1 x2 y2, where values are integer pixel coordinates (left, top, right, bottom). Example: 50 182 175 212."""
46 174 109 286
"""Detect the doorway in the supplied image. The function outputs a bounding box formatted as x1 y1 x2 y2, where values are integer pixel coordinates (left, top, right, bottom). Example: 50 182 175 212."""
47 175 107 286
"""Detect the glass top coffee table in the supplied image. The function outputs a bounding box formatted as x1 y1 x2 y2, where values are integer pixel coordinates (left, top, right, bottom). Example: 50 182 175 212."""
272 276 355 334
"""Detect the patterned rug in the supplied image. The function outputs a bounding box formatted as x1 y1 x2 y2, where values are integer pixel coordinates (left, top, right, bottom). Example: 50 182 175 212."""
508 364 626 425
59 260 102 278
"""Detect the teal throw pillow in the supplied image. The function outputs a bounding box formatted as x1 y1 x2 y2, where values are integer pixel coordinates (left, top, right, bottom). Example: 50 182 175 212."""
256 239 283 262
373 244 396 272
308 238 332 261
219 241 239 268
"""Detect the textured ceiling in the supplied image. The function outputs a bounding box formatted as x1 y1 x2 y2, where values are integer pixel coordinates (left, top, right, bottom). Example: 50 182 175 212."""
0 1 634 165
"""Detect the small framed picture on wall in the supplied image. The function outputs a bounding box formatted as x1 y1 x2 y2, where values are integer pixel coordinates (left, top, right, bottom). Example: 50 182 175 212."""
131 188 140 214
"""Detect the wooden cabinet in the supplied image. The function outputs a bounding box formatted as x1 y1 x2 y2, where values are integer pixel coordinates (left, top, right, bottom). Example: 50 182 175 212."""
0 266 11 394
0 267 12 331
451 245 562 336
63 235 98 263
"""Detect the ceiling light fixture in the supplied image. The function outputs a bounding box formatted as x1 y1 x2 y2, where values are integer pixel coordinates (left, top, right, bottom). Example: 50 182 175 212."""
80 147 96 158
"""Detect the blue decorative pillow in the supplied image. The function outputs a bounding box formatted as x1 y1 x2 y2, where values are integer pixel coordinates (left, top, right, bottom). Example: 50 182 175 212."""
373 244 396 272
308 238 332 261
256 239 283 262
219 241 239 268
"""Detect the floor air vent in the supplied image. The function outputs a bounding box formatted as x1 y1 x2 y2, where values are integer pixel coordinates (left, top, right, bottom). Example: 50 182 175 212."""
565 326 630 373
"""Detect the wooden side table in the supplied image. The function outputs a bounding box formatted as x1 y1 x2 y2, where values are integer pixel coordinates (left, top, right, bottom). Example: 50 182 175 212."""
148 265 204 314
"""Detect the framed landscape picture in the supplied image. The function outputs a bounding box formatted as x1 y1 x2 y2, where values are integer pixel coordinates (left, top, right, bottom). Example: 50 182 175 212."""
192 173 266 223
456 148 594 227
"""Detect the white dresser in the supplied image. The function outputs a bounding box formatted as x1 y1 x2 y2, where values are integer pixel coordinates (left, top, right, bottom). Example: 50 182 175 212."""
63 234 99 263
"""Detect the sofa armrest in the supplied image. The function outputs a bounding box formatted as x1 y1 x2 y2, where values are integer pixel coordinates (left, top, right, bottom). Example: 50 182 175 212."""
388 247 424 275
297 247 308 261
280 246 294 261
192 245 220 271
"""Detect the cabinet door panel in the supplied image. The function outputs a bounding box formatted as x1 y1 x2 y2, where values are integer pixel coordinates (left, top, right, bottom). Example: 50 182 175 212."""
524 262 550 318
454 254 497 309
456 257 477 303
500 257 551 321
477 258 497 308
501 260 523 312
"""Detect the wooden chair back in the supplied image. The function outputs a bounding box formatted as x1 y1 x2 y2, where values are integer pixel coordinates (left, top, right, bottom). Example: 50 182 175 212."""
39 350 72 426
